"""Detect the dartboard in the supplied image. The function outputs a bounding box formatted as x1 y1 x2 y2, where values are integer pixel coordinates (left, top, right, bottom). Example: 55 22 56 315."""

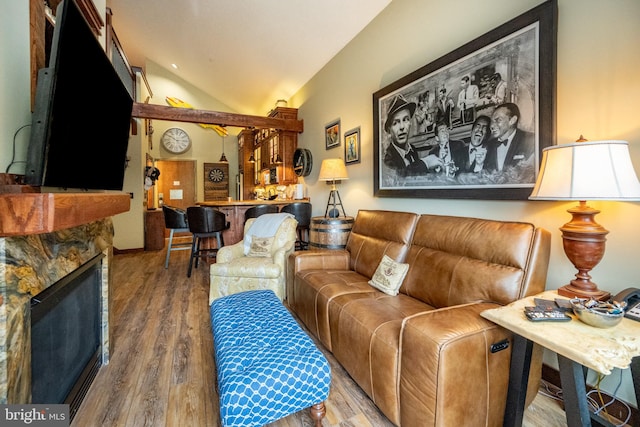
208 168 224 183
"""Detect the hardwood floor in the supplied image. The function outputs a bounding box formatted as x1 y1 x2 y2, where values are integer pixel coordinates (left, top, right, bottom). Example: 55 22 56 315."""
73 249 570 426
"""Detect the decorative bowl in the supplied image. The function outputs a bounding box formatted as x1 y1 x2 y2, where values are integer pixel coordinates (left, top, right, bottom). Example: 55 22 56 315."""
570 299 624 328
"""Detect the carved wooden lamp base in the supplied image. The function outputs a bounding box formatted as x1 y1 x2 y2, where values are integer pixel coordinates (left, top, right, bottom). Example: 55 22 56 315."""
557 201 611 301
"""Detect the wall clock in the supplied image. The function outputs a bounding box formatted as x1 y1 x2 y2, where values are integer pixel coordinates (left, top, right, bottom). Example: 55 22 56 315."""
293 148 313 177
161 127 191 154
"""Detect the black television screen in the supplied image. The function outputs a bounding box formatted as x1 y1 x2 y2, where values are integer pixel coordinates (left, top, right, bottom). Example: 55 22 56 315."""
25 0 133 191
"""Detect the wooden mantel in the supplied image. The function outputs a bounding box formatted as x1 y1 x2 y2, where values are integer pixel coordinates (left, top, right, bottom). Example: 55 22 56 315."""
0 192 131 237
131 103 304 133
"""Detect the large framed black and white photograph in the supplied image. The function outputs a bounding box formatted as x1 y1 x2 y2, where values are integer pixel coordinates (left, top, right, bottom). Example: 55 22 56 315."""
373 0 556 200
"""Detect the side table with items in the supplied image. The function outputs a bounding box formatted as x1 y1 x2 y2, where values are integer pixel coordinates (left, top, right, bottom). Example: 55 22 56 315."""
481 290 640 427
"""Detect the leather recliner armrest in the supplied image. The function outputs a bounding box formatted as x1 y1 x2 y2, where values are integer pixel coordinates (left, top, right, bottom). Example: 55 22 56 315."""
288 250 351 273
398 302 542 426
286 250 351 303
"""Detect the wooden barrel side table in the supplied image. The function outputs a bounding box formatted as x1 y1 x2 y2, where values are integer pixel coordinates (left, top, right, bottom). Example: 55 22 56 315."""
309 216 354 250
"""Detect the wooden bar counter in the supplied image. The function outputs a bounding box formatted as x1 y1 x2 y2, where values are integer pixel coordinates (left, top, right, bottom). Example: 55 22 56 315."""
198 199 310 245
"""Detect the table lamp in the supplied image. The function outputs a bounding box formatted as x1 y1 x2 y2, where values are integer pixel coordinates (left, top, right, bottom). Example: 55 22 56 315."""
529 138 640 300
318 158 348 217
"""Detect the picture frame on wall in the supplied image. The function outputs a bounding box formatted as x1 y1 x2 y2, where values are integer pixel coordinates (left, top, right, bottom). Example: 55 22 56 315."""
373 0 557 200
325 119 341 150
344 127 361 165
203 162 229 201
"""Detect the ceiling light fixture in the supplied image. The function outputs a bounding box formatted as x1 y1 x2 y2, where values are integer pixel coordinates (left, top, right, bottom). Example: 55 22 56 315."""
219 134 228 163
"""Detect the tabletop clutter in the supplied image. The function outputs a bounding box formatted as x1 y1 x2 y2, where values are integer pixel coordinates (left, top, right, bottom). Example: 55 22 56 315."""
525 297 626 328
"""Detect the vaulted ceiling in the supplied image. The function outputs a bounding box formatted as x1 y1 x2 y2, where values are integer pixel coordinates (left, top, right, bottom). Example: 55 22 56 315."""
106 0 392 116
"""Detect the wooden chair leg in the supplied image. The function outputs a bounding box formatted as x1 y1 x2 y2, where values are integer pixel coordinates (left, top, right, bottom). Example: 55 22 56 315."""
309 401 326 427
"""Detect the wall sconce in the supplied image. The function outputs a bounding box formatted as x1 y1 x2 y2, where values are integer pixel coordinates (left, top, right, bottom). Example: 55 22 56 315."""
318 158 348 217
529 137 640 300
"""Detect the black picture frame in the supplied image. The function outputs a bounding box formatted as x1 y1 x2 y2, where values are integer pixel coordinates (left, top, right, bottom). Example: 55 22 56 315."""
325 119 341 150
344 127 361 165
373 0 557 200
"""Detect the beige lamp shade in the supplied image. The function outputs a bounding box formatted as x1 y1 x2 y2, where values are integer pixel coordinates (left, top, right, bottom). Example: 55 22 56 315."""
529 140 640 201
318 158 349 181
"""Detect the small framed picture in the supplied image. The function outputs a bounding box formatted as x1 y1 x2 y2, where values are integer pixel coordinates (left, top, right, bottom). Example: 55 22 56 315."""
325 119 341 150
344 127 361 165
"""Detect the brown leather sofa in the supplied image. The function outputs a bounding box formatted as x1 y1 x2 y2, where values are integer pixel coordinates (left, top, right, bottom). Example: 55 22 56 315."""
287 209 551 426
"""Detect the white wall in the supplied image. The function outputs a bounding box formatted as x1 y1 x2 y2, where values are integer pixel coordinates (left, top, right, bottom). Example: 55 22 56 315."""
1 3 33 176
290 0 640 405
110 71 149 250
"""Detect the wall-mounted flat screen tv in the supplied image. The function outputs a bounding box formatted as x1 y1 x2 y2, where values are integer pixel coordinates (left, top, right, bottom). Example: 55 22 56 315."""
25 0 133 191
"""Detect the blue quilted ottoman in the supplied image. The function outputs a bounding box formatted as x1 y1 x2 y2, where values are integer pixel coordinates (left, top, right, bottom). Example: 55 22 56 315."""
210 290 331 427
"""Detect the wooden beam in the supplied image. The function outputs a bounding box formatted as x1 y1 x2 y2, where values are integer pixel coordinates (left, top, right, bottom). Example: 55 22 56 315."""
131 103 304 133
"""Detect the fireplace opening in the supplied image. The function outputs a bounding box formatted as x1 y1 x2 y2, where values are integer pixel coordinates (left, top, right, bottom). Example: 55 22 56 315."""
31 253 103 419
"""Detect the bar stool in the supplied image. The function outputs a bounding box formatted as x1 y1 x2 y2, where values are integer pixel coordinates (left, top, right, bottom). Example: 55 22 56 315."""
280 202 312 250
244 204 279 223
162 205 191 268
186 206 229 278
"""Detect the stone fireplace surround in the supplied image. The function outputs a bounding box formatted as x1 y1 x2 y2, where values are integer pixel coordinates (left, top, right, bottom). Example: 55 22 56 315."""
0 192 130 404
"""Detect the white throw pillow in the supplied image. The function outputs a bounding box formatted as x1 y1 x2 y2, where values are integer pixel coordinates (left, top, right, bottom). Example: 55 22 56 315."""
247 236 275 257
368 255 409 296
242 213 293 255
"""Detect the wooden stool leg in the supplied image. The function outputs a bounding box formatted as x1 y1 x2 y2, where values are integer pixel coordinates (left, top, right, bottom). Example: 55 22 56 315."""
309 401 326 427
187 235 197 277
165 229 175 269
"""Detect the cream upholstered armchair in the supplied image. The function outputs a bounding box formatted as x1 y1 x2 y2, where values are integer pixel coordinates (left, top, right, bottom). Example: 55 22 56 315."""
209 213 297 304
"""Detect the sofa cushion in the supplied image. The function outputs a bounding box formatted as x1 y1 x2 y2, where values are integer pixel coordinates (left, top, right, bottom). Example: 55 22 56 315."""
293 269 375 350
401 214 545 307
329 292 435 425
368 255 409 296
345 210 419 279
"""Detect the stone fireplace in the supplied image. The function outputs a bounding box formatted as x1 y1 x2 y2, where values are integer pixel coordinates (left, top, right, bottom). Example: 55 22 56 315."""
0 192 130 405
